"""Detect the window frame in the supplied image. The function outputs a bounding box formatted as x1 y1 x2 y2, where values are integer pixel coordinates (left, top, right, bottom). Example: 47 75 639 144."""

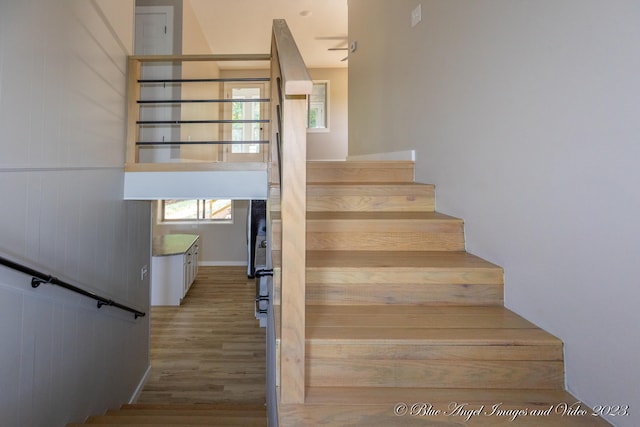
307 81 330 133
158 199 234 224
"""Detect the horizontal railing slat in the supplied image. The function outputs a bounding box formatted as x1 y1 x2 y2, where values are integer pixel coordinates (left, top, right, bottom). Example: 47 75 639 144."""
138 98 271 104
136 140 269 146
130 53 271 62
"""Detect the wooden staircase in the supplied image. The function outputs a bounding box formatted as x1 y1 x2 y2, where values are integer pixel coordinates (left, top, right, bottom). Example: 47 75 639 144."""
274 160 611 426
67 403 267 426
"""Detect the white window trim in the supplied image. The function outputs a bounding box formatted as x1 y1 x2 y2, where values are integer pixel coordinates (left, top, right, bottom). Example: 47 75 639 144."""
157 199 235 225
307 80 330 133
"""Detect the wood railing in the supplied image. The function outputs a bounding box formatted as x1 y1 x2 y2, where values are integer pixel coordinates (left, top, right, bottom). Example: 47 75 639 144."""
269 19 312 404
125 54 271 171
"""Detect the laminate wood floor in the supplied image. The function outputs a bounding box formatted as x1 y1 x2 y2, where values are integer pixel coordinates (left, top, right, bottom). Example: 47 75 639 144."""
137 266 266 405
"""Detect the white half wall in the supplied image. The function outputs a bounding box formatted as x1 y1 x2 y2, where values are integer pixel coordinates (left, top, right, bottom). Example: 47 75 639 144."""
0 1 151 426
348 1 640 426
124 170 268 200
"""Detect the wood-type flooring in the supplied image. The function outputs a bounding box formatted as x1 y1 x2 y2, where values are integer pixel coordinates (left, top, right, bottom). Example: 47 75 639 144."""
137 266 266 405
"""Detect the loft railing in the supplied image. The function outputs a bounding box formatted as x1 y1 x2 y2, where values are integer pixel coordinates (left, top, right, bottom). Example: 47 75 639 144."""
0 255 146 319
268 19 312 405
125 54 272 171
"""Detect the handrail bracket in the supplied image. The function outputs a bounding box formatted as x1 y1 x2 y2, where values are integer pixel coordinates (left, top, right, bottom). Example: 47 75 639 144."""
31 275 55 289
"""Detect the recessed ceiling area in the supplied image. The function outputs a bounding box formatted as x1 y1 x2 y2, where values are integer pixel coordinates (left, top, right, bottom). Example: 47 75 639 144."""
188 0 349 68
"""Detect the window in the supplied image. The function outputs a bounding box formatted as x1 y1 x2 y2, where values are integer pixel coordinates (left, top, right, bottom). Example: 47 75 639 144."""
161 199 232 222
307 81 328 130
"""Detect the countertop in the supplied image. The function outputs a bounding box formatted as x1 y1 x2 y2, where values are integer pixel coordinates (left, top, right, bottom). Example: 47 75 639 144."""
152 234 199 257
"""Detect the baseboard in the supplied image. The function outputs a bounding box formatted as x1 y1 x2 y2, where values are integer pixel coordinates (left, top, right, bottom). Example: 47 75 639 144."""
199 261 248 267
347 149 415 161
129 364 151 404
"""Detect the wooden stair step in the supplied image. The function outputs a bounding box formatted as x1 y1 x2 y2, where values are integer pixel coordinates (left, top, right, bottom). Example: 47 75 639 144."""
300 250 503 305
81 415 266 425
272 211 465 251
303 305 563 390
120 403 266 410
307 183 435 212
306 160 415 183
307 160 414 183
306 305 539 329
81 403 267 425
305 250 501 270
106 408 266 417
306 309 562 361
270 183 435 212
276 387 612 427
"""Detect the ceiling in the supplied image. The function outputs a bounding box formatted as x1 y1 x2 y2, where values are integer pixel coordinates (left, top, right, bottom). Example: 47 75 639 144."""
188 0 349 68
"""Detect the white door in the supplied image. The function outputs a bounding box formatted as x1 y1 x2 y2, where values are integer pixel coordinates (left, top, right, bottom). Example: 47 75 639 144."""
135 6 180 162
135 7 172 55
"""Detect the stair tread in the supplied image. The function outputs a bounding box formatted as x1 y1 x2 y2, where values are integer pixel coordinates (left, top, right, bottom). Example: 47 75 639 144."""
307 160 414 167
306 305 539 329
83 415 266 424
121 403 266 410
303 250 501 270
276 388 613 426
273 210 461 221
307 182 434 190
306 326 560 345
307 160 415 184
305 306 560 344
108 409 265 416
276 388 612 426
304 386 583 405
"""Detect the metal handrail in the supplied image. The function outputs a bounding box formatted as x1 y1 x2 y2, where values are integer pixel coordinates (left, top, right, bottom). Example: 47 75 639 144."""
138 77 270 83
136 140 269 146
0 255 146 319
136 119 270 125
137 98 270 104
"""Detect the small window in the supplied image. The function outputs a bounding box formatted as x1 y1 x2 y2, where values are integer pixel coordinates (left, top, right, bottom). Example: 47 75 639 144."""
307 81 328 130
161 199 232 222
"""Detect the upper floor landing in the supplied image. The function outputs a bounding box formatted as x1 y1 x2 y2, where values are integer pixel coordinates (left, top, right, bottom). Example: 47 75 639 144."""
123 54 273 200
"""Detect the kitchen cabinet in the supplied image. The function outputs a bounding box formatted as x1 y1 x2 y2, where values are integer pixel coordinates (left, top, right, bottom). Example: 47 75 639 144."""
151 234 200 306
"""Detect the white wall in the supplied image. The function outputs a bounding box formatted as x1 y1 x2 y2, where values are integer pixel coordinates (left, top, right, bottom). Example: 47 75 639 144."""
307 68 348 161
348 1 640 426
0 1 151 426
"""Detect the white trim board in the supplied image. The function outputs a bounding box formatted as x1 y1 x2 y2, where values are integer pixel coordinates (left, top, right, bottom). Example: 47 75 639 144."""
129 365 151 403
347 149 415 161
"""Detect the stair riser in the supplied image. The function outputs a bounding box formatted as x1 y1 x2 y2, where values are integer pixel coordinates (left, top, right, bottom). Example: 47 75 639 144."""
272 220 465 251
306 283 503 305
270 185 436 212
307 195 434 212
306 359 564 389
304 267 504 305
306 232 464 251
273 268 504 306
307 161 414 183
307 267 503 285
